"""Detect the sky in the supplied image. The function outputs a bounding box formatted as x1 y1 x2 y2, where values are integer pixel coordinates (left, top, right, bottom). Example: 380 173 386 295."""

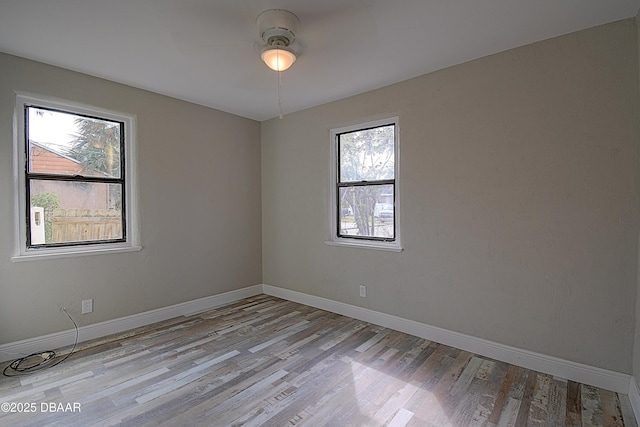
28 107 78 152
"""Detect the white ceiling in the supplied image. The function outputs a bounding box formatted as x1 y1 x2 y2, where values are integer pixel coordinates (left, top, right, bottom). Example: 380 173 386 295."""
1 0 638 121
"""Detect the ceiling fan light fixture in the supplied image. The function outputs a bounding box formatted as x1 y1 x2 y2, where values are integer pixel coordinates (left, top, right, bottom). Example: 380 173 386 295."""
256 9 301 118
257 9 300 72
261 46 296 71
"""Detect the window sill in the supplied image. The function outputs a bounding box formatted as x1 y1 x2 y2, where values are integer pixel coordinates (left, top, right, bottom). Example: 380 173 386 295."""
324 240 403 252
11 245 142 262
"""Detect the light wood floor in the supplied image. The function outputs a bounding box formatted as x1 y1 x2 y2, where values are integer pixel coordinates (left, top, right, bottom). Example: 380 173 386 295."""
0 294 636 426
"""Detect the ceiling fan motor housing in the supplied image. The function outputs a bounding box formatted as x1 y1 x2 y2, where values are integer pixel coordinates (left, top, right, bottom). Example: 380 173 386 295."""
257 9 300 47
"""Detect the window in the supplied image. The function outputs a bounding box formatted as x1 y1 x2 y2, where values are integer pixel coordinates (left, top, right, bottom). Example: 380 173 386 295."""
13 94 139 260
328 117 401 251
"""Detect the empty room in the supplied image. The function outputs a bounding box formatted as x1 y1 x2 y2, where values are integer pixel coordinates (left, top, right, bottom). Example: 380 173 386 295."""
1 1 640 426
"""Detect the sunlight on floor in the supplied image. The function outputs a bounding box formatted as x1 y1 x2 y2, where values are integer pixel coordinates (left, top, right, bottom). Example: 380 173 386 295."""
347 356 451 426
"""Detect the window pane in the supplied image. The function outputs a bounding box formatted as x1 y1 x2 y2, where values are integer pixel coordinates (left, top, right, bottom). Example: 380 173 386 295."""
338 184 394 239
30 180 123 245
27 107 122 178
339 124 394 182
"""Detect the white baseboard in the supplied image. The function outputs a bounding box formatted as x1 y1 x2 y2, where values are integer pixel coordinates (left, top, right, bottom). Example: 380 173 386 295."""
2 283 632 397
629 377 640 424
0 285 263 363
263 284 631 394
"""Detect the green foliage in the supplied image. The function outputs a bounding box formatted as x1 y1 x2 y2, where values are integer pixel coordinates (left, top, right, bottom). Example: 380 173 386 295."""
31 192 59 242
69 117 121 177
339 125 394 182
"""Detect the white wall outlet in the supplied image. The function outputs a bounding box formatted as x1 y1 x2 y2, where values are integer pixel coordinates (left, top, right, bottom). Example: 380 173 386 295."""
359 285 367 298
82 299 93 314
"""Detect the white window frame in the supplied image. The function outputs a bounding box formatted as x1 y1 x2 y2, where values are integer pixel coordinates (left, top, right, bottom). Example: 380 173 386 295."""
326 117 402 252
12 93 141 261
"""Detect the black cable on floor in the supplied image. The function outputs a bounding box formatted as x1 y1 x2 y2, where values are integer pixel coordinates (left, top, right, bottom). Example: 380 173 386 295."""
3 308 79 377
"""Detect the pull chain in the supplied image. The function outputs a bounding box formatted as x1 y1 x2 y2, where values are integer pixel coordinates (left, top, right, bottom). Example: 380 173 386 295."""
278 68 283 119
277 46 284 119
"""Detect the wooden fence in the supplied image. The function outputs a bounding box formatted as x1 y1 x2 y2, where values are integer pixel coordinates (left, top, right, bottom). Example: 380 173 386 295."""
51 208 122 243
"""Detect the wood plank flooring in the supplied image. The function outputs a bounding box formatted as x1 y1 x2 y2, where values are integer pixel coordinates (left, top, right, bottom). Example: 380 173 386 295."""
0 294 636 426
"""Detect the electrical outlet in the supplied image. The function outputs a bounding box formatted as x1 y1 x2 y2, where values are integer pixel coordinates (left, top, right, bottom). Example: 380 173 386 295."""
359 285 367 298
82 299 93 314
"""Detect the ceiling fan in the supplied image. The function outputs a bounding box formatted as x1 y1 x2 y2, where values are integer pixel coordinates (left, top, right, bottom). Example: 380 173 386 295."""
256 9 302 72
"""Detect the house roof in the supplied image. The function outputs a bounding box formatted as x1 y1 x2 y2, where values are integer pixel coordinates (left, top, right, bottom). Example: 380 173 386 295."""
29 140 107 177
29 140 85 176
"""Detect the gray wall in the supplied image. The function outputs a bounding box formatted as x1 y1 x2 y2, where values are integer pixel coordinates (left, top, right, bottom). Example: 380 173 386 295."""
0 53 262 344
262 19 639 374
